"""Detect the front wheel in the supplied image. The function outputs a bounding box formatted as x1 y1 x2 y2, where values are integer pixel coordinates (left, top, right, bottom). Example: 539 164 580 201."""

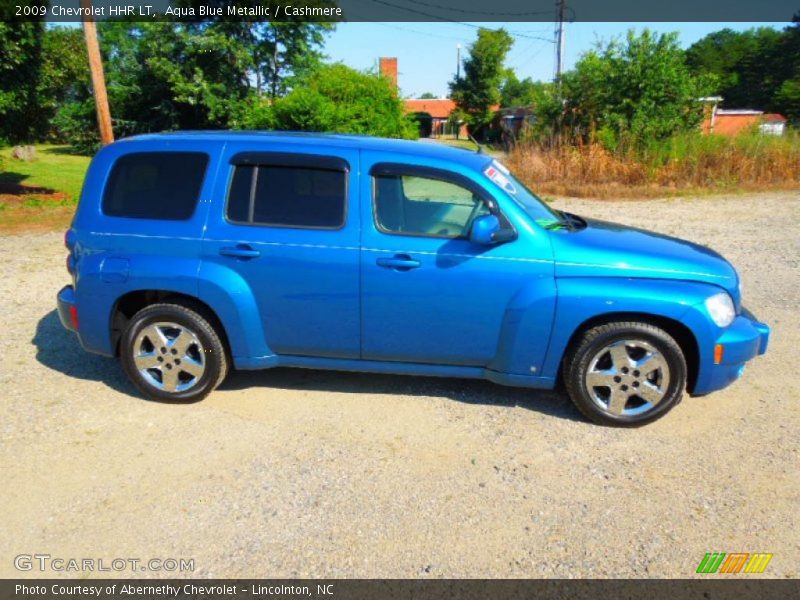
563 321 687 427
120 302 228 402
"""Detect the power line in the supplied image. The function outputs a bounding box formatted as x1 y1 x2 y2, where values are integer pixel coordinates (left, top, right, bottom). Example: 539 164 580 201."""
396 0 553 17
411 20 552 39
358 0 555 42
372 22 467 42
507 36 546 63
508 38 552 71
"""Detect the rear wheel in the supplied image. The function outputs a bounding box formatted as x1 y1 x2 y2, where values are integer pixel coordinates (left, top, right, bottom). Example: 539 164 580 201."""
120 302 228 402
563 321 687 426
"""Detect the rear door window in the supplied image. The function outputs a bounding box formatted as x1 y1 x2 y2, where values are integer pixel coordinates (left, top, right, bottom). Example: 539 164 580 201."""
226 155 347 229
102 152 208 220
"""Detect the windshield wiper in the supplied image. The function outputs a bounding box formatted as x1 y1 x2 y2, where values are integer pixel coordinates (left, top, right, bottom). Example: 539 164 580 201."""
544 210 576 231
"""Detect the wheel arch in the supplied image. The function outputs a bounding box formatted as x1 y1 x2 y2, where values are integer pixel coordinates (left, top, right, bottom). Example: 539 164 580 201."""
559 311 700 393
111 290 231 360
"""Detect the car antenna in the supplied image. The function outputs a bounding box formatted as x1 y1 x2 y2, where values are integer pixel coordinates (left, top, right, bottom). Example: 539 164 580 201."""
468 133 485 154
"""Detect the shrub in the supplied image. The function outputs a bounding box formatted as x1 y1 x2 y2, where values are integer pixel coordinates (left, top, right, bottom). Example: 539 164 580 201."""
235 63 417 139
552 30 714 150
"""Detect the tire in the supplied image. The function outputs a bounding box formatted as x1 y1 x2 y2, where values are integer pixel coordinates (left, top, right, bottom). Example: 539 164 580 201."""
563 321 687 427
120 302 228 402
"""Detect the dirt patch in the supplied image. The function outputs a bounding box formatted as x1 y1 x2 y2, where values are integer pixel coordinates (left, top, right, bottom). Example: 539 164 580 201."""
0 205 75 235
0 179 72 234
0 192 797 578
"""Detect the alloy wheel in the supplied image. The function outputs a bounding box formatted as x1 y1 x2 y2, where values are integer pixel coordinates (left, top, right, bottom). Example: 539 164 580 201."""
584 339 671 417
132 321 206 393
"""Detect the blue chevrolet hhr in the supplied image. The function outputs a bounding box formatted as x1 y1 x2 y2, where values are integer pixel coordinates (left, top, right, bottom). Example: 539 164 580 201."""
57 132 769 426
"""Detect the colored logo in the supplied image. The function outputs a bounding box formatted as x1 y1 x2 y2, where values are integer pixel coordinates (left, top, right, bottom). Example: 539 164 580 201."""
696 552 773 574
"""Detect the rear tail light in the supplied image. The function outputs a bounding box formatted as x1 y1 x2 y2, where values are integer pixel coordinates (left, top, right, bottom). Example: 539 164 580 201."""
69 305 79 330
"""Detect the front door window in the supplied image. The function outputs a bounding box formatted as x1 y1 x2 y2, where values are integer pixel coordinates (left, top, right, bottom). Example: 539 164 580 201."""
373 172 490 239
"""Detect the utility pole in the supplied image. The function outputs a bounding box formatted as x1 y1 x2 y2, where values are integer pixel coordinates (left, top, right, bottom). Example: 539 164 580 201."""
81 0 114 145
555 0 566 82
456 43 461 81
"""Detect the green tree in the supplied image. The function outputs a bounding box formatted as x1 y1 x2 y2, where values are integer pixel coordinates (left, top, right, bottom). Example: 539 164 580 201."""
0 5 89 144
559 29 713 148
46 21 255 151
50 17 335 151
686 27 783 110
0 10 46 144
449 28 513 137
687 20 800 124
102 22 254 131
239 63 417 138
500 72 552 108
177 1 336 98
769 17 800 124
40 26 90 141
774 79 800 123
256 22 334 98
418 92 437 99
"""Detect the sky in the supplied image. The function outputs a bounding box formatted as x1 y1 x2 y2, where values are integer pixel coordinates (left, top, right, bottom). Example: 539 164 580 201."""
323 21 791 98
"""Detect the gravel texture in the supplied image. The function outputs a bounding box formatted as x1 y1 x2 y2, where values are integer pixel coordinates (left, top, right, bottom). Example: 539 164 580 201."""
0 191 798 578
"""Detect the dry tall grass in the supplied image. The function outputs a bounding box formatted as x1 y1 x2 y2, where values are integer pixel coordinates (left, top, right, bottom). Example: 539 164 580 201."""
505 131 800 198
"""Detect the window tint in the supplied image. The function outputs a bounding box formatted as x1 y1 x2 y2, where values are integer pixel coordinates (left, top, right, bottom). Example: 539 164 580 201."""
102 152 208 220
227 165 254 223
227 165 346 229
374 173 489 238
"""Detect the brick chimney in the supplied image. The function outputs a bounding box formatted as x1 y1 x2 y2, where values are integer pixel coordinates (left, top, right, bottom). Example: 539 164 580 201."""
379 57 398 90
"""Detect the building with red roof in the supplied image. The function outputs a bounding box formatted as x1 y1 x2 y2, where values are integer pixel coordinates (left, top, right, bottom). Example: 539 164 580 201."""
379 57 468 137
700 100 787 136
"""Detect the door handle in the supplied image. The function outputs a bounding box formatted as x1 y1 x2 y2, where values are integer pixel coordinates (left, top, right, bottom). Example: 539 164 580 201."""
376 254 421 271
219 245 261 259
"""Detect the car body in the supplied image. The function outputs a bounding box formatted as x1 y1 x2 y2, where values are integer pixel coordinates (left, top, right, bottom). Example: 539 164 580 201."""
57 132 770 425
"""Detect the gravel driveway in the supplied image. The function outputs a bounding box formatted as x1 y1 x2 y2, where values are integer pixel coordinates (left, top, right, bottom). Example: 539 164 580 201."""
1 191 798 578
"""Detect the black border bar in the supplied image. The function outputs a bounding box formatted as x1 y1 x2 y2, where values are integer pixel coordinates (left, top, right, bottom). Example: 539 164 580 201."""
4 579 800 600
4 0 800 23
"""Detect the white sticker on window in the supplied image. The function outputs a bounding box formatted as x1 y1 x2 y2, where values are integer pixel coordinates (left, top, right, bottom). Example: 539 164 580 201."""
484 162 516 194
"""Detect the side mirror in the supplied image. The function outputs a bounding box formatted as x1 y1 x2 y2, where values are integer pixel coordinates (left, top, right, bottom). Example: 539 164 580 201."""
469 214 515 245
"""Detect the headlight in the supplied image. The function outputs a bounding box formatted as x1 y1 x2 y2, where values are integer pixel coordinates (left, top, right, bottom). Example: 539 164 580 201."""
705 292 736 327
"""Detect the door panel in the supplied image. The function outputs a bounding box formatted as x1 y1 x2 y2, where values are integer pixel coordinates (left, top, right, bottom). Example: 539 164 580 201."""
360 152 554 368
202 143 360 359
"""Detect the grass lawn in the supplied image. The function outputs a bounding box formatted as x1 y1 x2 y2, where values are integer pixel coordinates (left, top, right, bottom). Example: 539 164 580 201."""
0 144 90 202
0 145 90 234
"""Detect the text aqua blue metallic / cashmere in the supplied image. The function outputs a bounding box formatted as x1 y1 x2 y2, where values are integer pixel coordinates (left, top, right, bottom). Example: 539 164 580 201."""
57 132 769 401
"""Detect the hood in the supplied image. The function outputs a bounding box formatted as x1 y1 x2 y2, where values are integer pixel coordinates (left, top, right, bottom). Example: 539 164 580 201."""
550 216 739 296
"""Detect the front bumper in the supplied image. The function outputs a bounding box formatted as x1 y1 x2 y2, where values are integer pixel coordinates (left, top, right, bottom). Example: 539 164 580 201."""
56 285 78 332
692 308 770 395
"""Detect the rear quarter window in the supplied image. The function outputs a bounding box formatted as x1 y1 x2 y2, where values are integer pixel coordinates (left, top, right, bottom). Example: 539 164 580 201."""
102 152 208 220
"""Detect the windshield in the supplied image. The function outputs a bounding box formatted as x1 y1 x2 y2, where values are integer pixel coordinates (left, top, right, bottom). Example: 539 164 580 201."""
482 160 562 228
